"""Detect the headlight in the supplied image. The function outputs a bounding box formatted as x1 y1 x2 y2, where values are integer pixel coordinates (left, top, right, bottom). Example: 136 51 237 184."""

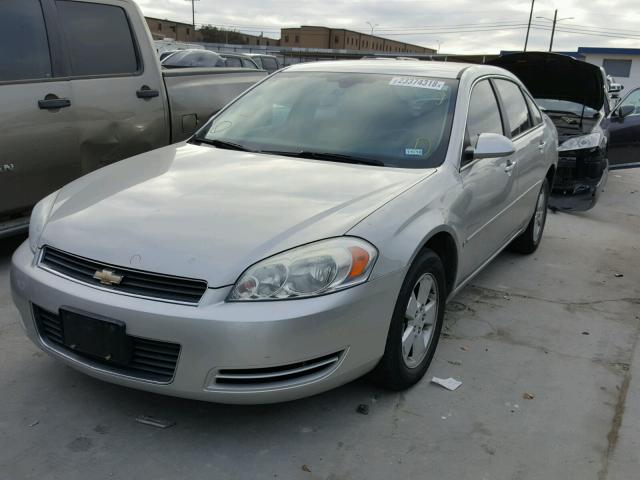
228 237 378 301
558 132 603 152
29 191 58 253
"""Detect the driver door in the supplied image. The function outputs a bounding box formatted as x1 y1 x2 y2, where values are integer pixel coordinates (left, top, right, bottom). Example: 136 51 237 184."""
457 79 521 280
609 88 640 168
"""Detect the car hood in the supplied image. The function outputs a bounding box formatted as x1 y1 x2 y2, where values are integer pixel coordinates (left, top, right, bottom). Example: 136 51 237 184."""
41 143 430 287
489 52 606 111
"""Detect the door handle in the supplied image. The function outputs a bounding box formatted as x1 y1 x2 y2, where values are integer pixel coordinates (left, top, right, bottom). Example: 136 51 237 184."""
538 141 546 151
504 159 517 173
136 86 160 99
38 97 71 109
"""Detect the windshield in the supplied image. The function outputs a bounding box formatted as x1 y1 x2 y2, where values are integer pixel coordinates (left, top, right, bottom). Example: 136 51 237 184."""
536 98 599 117
194 72 458 168
162 50 223 68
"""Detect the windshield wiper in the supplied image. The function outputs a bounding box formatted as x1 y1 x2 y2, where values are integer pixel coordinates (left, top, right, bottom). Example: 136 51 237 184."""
192 138 255 152
262 150 385 167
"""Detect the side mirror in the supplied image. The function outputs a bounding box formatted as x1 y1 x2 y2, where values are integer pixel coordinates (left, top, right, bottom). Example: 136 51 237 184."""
472 133 516 160
616 105 635 118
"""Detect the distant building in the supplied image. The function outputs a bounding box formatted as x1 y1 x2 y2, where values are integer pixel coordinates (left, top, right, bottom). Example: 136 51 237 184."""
145 17 200 42
577 47 640 92
280 26 435 54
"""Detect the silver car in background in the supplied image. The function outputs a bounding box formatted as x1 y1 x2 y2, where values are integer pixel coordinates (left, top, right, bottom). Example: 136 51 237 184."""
11 60 557 404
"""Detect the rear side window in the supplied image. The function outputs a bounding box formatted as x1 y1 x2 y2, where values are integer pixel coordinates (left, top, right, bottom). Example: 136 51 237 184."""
0 0 52 82
466 80 503 148
225 57 242 68
241 59 257 69
56 1 139 77
494 79 532 137
261 57 279 71
524 93 543 126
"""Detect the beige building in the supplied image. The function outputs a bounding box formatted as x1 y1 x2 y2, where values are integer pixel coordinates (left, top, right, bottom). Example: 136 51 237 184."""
145 17 200 42
280 26 435 54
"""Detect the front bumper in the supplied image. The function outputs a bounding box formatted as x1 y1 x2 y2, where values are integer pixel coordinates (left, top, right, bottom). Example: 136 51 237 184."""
11 241 403 404
550 149 609 211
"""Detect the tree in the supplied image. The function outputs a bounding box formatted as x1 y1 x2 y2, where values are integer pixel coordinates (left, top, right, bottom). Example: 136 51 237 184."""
197 25 251 44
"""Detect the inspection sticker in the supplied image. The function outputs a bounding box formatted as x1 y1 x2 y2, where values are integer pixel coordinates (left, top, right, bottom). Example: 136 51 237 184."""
405 148 424 156
389 77 445 90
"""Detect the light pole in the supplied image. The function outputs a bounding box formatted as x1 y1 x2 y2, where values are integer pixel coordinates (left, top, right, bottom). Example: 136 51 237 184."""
537 10 574 52
366 21 378 36
524 0 535 51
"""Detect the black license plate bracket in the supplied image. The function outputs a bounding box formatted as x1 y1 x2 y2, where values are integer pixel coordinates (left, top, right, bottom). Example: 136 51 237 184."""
61 309 132 366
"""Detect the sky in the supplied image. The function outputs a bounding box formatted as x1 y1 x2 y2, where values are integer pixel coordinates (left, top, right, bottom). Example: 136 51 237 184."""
135 0 640 54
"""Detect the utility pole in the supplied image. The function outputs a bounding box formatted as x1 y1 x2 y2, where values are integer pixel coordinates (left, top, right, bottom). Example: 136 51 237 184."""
366 21 378 36
185 0 199 28
523 0 535 51
549 9 558 51
537 10 574 52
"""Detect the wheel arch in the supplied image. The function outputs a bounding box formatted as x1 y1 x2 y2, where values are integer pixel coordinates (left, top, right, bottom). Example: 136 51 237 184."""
411 227 459 297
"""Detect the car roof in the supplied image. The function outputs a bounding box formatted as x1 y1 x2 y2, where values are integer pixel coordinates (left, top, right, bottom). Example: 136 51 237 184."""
284 59 506 79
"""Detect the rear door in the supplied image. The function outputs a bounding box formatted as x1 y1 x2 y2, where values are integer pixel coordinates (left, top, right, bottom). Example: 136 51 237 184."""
492 78 547 229
53 0 168 172
0 0 80 216
609 88 640 168
458 79 521 279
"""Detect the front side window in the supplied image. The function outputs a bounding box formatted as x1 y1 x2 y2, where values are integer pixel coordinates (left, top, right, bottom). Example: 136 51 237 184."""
195 72 458 169
0 0 52 82
620 89 640 116
56 0 139 77
466 80 503 148
494 79 532 137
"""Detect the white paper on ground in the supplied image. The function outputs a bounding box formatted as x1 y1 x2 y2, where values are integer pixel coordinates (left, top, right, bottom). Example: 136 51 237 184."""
431 376 462 391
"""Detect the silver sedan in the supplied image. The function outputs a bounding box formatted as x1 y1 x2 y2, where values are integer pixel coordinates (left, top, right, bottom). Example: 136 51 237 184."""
11 60 558 403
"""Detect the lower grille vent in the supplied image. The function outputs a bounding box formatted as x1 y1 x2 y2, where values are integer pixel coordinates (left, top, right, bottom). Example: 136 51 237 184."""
216 351 342 386
33 305 180 383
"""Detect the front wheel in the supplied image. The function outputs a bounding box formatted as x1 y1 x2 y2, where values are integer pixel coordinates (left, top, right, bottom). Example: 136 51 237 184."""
509 178 549 254
372 249 446 390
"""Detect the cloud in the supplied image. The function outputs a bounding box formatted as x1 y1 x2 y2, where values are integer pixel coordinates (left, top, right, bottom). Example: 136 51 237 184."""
134 0 640 54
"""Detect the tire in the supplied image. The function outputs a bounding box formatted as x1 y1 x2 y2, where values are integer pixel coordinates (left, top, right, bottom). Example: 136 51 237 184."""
372 249 447 390
509 178 549 254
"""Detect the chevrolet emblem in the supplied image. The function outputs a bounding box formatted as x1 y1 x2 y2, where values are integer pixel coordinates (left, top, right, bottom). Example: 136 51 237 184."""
93 269 123 286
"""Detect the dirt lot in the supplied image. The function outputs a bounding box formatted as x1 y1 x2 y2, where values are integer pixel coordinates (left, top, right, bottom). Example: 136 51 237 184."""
1 171 639 480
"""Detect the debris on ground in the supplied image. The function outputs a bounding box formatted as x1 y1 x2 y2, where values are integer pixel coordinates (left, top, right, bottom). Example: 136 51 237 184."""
28 421 39 427
356 404 370 415
523 392 535 400
431 377 462 391
582 331 590 335
460 346 470 352
447 360 462 366
301 464 311 473
614 273 624 278
135 415 175 429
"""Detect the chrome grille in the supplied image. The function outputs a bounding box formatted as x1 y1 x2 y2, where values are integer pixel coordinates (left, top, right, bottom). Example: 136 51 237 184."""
40 246 207 304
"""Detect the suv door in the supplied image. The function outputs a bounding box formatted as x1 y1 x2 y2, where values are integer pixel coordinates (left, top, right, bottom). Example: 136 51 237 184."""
609 88 640 168
458 79 521 280
493 79 548 229
54 0 168 172
0 0 80 221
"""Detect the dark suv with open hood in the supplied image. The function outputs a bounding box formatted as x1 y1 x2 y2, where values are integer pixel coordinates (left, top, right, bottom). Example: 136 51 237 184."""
490 52 610 210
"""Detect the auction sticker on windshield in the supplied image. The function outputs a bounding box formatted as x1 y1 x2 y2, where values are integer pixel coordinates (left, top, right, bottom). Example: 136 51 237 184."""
389 77 445 90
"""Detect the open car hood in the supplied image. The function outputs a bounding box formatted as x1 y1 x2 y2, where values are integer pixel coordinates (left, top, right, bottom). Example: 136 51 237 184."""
489 52 606 111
